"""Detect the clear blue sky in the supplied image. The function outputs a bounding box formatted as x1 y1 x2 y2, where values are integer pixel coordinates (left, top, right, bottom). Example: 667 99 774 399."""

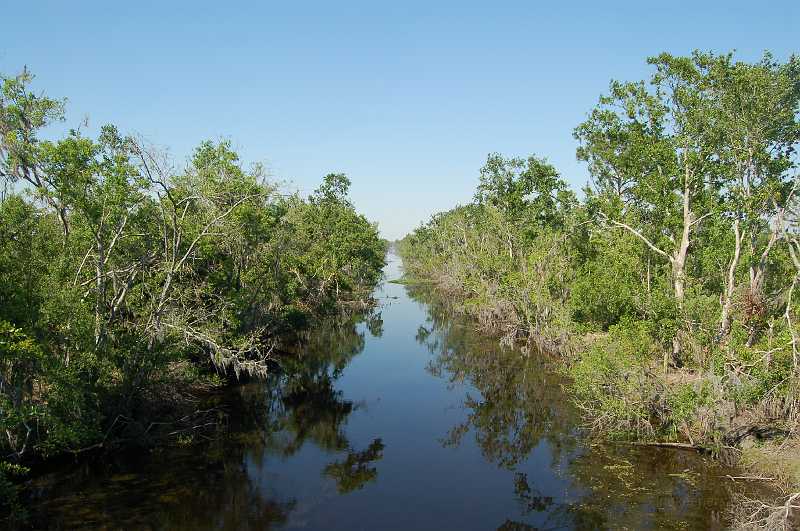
3 1 798 239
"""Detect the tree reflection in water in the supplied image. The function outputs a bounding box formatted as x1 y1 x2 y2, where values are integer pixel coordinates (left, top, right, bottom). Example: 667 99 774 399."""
23 283 756 530
324 438 385 493
24 307 386 529
236 307 387 495
408 283 576 469
406 283 745 530
25 421 298 530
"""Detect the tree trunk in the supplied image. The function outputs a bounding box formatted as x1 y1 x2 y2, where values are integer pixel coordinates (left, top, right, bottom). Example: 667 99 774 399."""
672 176 692 308
94 234 105 348
670 171 693 365
719 219 743 339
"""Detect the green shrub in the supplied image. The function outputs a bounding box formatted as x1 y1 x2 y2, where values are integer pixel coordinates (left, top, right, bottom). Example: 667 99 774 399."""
569 321 660 437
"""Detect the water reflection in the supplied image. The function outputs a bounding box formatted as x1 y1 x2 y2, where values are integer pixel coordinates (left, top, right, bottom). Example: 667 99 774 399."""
20 262 762 530
406 282 744 529
408 284 576 467
323 438 385 494
26 407 298 529
23 308 384 530
261 310 383 456
513 472 554 514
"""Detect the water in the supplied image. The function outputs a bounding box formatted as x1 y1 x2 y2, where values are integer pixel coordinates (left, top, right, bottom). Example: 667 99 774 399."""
22 256 749 529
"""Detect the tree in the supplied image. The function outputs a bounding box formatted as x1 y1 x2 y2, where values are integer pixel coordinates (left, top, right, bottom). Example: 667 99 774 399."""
0 68 69 238
475 153 573 230
576 52 744 361
702 53 800 339
0 68 387 471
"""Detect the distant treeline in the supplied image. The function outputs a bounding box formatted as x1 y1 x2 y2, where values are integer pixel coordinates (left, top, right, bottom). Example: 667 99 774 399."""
399 51 800 510
0 69 386 516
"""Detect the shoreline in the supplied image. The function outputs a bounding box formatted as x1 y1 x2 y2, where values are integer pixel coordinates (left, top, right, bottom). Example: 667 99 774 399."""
397 269 799 526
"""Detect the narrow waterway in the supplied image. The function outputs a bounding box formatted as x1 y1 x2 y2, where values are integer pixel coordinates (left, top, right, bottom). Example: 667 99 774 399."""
25 255 748 529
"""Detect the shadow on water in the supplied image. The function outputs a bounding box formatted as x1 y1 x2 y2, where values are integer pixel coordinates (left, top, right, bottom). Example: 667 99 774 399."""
21 256 762 530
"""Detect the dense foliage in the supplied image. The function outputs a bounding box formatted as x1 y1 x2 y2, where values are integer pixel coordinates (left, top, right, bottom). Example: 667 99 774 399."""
400 51 800 452
0 69 385 514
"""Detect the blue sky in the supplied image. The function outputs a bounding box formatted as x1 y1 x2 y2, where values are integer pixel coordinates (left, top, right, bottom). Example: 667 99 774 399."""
3 1 798 239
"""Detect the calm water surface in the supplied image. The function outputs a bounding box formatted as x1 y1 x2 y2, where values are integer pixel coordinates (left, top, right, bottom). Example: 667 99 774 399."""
24 256 747 530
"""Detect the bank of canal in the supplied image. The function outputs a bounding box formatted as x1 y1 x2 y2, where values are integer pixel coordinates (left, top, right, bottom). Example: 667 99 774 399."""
22 255 756 529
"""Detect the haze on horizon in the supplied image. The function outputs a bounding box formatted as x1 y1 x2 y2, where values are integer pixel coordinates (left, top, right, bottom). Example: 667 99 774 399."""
3 0 798 239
